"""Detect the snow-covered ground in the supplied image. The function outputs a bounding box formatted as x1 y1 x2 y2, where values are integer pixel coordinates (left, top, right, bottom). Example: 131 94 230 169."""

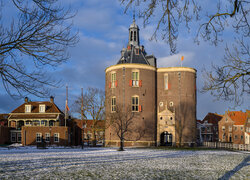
0 146 249 179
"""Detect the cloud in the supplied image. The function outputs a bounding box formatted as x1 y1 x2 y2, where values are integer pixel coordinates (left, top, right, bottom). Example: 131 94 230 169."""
157 52 195 67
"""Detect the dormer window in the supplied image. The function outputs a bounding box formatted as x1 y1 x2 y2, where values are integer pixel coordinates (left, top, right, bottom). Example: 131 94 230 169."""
25 105 31 113
39 104 46 113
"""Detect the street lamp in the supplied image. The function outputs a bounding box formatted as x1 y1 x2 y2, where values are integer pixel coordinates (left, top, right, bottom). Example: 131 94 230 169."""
82 124 86 149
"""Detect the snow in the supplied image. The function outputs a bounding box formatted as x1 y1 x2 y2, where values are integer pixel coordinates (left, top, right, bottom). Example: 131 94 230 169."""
0 146 249 179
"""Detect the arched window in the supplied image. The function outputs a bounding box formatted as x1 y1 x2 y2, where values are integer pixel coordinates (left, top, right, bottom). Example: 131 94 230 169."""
130 31 133 41
134 31 136 41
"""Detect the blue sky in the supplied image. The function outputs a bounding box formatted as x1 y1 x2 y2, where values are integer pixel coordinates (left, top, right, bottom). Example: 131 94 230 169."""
0 0 249 119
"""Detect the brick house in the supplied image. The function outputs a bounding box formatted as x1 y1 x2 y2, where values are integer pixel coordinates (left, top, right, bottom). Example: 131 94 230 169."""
199 113 222 142
7 96 70 146
218 111 247 144
245 110 250 144
69 119 105 146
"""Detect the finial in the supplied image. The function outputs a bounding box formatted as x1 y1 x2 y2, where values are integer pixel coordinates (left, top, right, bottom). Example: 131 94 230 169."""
133 8 135 22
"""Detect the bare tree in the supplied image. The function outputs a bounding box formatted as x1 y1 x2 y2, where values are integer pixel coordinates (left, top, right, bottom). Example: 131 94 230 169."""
0 0 78 98
107 104 145 151
74 87 105 146
202 39 250 104
121 0 249 104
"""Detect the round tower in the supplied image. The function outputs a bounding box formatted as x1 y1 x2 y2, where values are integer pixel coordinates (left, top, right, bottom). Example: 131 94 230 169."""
105 19 197 147
157 67 197 146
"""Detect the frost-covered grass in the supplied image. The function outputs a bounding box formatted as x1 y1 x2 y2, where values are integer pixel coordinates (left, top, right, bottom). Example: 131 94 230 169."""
0 146 249 179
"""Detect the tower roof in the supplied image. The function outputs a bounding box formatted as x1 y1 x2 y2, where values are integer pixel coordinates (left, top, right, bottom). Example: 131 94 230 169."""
116 19 156 67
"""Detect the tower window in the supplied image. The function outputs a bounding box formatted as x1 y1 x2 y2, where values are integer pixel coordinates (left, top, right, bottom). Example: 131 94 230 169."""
111 72 116 88
134 31 136 41
164 74 169 90
132 96 139 112
132 71 139 87
111 97 116 112
130 31 133 41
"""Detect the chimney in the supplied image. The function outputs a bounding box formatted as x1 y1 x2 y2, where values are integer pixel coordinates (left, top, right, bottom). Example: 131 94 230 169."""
50 96 54 103
25 97 28 103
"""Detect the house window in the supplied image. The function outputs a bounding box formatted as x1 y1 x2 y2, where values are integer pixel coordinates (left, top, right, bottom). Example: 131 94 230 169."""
33 120 40 126
132 71 139 87
164 74 169 90
225 118 228 122
41 120 47 126
54 133 59 142
111 97 116 112
207 127 211 132
234 126 237 131
11 133 16 142
17 133 21 142
49 120 55 126
132 96 139 112
234 135 238 139
39 105 46 113
25 121 32 126
229 126 232 132
36 133 42 142
240 126 243 131
111 72 116 88
45 133 50 142
25 105 31 113
241 135 243 140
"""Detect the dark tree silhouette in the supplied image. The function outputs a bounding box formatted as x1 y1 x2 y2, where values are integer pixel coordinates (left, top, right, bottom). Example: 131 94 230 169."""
0 0 78 97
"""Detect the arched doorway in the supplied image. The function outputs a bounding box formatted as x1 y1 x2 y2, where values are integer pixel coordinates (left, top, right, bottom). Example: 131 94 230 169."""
160 131 172 146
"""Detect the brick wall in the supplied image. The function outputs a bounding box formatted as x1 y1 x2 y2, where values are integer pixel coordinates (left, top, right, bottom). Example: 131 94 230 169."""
0 126 11 144
21 126 70 146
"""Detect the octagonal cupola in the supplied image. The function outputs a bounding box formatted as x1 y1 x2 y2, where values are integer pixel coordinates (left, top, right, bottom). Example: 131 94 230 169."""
128 18 140 47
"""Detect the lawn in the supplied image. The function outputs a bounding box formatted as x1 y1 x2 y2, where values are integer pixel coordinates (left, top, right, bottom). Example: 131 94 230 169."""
0 146 249 179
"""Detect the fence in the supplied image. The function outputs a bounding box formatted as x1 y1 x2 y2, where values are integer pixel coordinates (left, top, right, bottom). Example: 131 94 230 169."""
203 141 250 151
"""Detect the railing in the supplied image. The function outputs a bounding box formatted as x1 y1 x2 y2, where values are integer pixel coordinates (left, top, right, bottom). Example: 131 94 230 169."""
203 141 250 151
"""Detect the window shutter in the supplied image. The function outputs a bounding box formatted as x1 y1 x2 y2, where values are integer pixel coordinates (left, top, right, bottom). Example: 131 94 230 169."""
168 83 171 90
139 80 142 87
109 82 111 88
139 105 142 112
115 80 118 87
129 80 132 87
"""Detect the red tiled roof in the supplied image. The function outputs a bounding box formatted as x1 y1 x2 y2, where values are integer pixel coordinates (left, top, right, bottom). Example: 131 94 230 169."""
202 113 223 124
11 101 63 114
228 111 247 125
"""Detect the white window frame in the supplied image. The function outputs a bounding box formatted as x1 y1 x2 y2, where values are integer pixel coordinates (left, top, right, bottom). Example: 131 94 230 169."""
17 133 21 142
25 105 31 113
39 104 46 113
132 71 139 87
111 72 116 88
164 73 169 90
45 133 50 142
36 133 42 143
54 133 59 143
111 96 116 112
132 96 139 112
11 133 16 142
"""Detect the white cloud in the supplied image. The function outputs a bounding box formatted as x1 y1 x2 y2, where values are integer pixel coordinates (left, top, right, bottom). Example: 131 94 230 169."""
157 52 195 67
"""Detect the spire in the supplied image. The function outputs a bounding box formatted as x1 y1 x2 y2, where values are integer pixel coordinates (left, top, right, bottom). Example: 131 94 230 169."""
128 15 139 47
